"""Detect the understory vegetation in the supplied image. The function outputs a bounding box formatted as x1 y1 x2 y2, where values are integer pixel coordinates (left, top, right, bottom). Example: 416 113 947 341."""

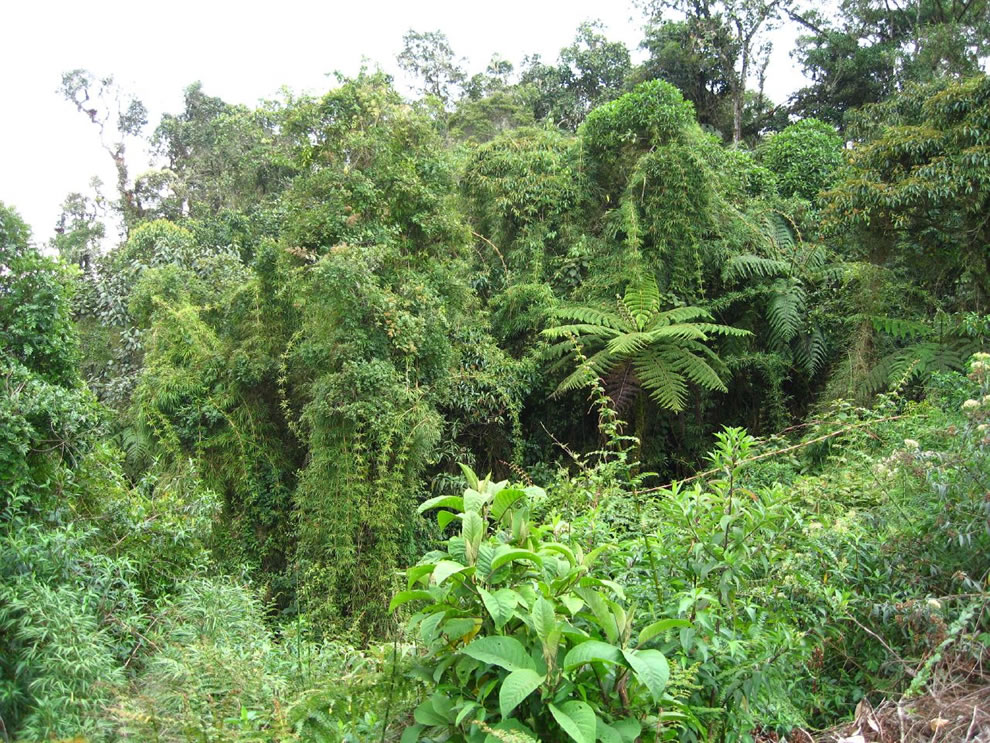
2 3 990 741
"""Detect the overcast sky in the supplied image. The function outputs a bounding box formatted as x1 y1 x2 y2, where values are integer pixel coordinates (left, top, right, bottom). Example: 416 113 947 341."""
2 0 806 246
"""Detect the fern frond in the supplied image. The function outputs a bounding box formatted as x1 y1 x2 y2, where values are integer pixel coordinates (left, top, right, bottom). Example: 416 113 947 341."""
767 279 805 347
552 349 615 397
646 324 710 342
763 212 796 253
551 305 628 331
621 275 661 329
634 352 689 412
607 331 656 356
651 306 714 327
793 326 828 377
723 254 788 282
869 315 931 340
542 323 622 341
663 348 729 393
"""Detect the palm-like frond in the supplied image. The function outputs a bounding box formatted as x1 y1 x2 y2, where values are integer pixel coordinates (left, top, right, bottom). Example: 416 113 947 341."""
793 326 828 377
867 338 971 394
634 350 690 412
620 275 661 329
764 212 796 253
552 305 628 331
767 278 806 348
722 254 789 282
542 274 748 411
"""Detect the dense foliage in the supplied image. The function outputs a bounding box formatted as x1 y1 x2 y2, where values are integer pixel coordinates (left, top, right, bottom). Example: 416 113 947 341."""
2 8 989 742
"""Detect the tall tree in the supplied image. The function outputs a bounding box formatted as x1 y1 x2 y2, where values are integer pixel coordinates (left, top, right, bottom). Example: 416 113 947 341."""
396 29 467 106
640 0 792 142
789 0 990 126
60 70 148 230
520 21 631 129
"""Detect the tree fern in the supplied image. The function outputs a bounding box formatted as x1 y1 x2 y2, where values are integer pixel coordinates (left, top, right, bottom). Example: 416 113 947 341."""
721 210 831 379
543 275 748 413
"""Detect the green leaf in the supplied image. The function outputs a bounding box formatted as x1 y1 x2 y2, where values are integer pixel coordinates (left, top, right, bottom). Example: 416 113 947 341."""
406 563 437 587
498 668 545 718
464 488 489 513
523 485 546 500
401 724 424 743
560 593 584 615
477 543 496 580
612 718 642 743
576 589 618 644
433 560 470 586
438 510 458 530
532 596 557 644
491 487 526 520
477 586 517 630
491 548 543 573
596 718 623 743
563 640 624 670
418 495 464 514
459 462 480 490
462 636 536 672
638 618 691 646
389 590 434 613
541 542 577 566
455 701 481 726
549 700 596 743
622 648 669 702
463 511 485 563
414 698 449 726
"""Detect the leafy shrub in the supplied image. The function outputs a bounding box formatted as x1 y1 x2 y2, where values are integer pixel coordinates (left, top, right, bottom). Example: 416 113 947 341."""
393 465 694 743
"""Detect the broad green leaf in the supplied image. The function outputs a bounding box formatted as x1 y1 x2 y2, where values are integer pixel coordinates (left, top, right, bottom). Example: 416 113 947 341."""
541 542 577 566
622 648 670 702
438 510 458 530
418 495 464 514
638 618 692 646
478 586 517 630
444 617 479 641
549 700 596 743
462 636 536 672
498 668 545 718
532 596 557 644
463 510 485 563
563 640 624 670
583 544 612 568
406 563 436 588
523 485 546 500
464 488 489 513
612 718 642 743
433 560 470 586
389 589 434 612
476 543 496 580
401 724 424 743
491 548 543 573
459 462 480 490
560 593 584 615
576 589 618 644
414 698 448 726
419 610 447 645
491 487 527 520
596 718 623 743
455 701 481 726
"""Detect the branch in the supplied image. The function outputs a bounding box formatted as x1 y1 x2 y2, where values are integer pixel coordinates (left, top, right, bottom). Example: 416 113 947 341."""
785 7 829 37
642 414 909 493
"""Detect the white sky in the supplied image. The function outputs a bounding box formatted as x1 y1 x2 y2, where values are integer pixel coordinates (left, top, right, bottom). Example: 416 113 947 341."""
2 0 806 246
